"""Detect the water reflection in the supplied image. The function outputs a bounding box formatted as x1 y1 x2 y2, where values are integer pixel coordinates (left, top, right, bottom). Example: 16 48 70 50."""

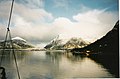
0 50 115 79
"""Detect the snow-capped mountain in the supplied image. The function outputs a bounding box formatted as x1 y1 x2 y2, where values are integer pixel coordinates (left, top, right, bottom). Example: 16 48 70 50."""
12 37 26 42
0 37 34 49
44 35 89 50
64 37 89 49
44 35 64 49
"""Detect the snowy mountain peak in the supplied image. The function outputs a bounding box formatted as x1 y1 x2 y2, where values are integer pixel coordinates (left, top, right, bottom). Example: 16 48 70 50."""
12 37 26 42
45 36 89 49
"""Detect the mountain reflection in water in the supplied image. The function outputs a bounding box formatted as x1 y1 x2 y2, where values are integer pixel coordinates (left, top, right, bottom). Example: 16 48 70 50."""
0 50 115 79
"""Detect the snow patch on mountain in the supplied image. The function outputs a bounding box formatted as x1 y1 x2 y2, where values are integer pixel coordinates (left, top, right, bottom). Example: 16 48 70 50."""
0 37 34 49
12 37 26 42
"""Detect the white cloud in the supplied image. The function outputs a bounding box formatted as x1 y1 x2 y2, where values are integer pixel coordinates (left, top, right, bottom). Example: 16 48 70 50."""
51 10 118 42
11 15 57 42
72 10 118 41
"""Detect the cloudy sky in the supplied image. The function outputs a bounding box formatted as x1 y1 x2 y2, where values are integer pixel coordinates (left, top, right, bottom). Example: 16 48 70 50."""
0 0 119 45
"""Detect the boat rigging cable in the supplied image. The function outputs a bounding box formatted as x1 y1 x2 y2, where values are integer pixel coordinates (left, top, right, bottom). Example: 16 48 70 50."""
0 0 21 79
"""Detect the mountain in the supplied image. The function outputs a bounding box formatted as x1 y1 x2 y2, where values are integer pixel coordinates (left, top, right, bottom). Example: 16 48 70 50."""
44 36 64 50
71 21 119 78
0 37 34 49
44 36 89 50
64 37 89 49
12 37 26 42
71 21 119 55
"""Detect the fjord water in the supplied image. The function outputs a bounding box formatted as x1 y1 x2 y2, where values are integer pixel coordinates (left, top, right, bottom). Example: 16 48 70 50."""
0 50 116 79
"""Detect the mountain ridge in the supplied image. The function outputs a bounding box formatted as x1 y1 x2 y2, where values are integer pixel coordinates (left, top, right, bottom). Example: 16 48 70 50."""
44 37 89 50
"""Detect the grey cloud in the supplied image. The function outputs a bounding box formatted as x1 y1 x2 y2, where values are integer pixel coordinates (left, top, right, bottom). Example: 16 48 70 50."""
13 3 53 22
16 0 44 8
0 0 44 8
0 0 52 22
0 1 54 43
0 1 11 21
53 0 69 10
0 24 6 40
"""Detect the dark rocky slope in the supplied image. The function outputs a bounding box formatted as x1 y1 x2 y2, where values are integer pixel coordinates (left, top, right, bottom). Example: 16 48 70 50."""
71 21 119 77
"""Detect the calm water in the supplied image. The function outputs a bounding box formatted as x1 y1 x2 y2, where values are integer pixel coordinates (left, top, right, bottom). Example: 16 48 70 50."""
0 50 116 79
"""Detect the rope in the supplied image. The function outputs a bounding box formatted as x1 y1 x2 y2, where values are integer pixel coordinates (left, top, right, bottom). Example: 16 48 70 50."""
9 30 21 79
7 0 14 29
0 0 21 79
